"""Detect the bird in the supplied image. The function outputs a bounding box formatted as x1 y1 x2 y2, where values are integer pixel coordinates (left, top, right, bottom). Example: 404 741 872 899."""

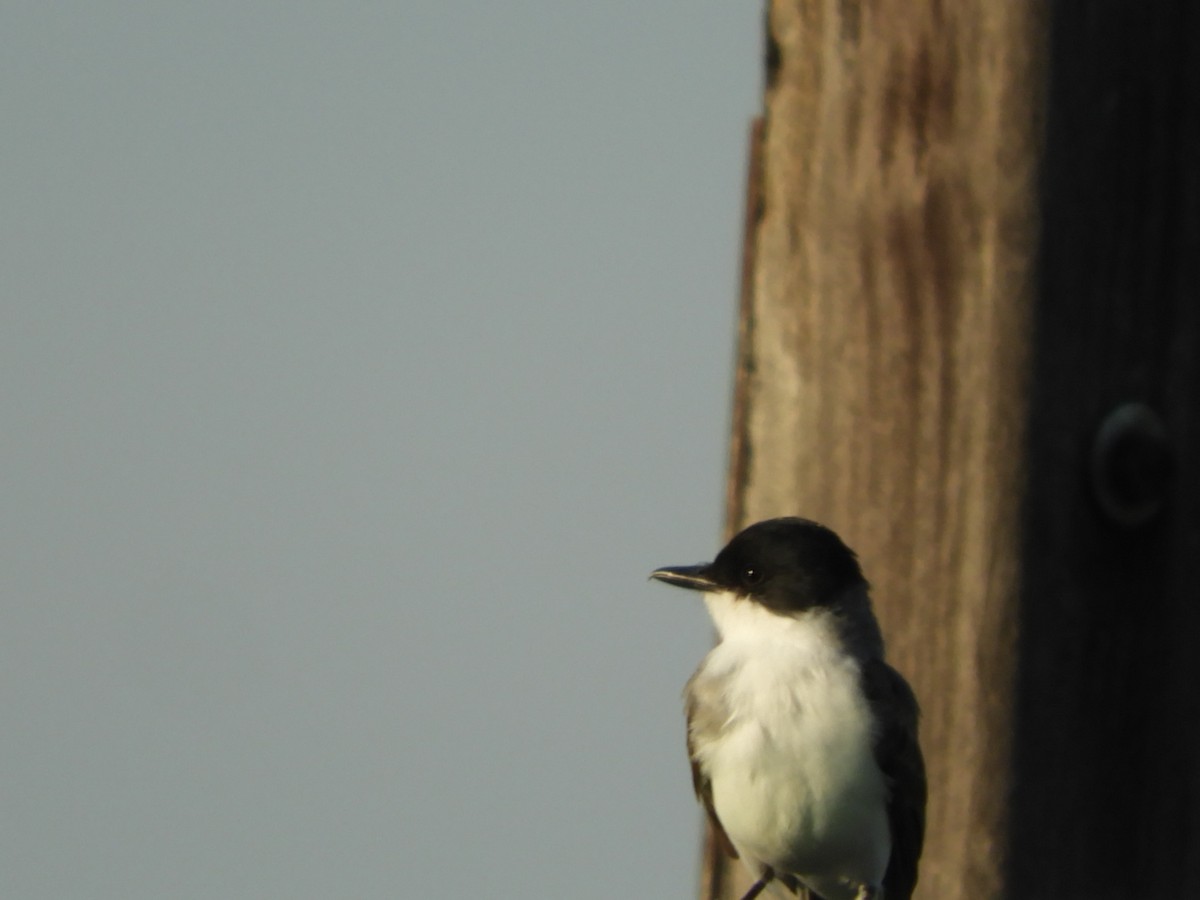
650 517 925 900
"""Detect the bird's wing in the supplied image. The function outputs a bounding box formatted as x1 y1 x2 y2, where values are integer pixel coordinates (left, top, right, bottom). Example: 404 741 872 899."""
862 658 927 900
684 675 739 859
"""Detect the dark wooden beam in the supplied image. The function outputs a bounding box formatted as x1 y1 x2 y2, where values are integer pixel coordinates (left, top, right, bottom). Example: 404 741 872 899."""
1008 0 1200 894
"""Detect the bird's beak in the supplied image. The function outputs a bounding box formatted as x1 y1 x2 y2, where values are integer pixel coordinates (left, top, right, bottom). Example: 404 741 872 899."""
649 564 718 592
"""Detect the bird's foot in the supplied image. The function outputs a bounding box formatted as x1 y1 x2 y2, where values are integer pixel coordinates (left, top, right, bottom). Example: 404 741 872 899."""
739 868 775 900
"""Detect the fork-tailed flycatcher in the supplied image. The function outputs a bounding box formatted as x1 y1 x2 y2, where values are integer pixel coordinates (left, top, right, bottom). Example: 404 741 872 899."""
651 517 926 900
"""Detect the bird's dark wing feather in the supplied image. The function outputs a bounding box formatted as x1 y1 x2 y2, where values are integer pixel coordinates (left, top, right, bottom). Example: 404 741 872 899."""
684 681 738 860
862 658 926 900
689 755 739 859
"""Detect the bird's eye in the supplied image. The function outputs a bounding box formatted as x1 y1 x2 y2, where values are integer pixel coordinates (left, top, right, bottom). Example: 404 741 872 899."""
742 567 764 586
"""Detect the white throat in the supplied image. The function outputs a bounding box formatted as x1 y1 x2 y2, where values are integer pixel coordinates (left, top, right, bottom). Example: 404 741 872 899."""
703 590 845 656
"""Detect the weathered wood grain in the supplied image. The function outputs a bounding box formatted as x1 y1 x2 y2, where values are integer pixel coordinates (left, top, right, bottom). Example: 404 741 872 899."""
710 2 1046 897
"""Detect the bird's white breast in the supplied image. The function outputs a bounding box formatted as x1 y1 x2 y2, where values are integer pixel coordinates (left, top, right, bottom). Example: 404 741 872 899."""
692 592 890 899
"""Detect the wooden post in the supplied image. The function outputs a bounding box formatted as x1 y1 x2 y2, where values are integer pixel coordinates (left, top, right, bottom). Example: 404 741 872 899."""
709 0 1044 897
707 0 1200 897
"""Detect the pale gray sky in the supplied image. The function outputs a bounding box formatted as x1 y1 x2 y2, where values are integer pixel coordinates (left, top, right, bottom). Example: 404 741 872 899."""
1 3 760 897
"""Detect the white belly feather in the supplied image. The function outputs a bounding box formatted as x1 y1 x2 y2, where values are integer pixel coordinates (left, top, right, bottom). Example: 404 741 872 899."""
692 593 890 899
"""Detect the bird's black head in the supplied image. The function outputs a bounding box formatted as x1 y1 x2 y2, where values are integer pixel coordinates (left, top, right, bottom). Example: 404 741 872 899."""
651 517 866 614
